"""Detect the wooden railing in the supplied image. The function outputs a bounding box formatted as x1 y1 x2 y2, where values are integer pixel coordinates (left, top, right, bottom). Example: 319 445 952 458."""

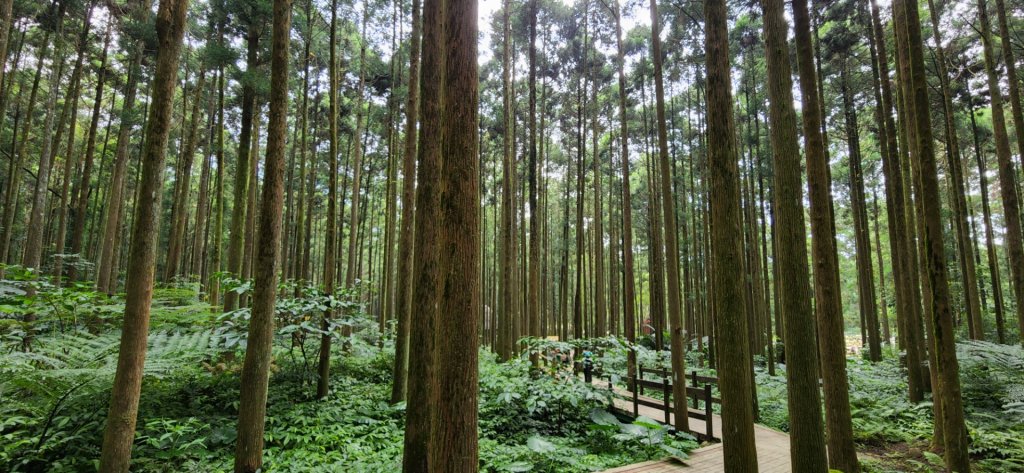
626 366 720 442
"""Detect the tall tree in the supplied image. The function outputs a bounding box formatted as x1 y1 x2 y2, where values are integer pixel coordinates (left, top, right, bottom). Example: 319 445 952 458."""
390 0 421 404
759 0 829 468
430 0 480 465
317 0 340 399
648 0 688 431
233 0 291 467
896 0 971 468
993 0 1024 346
704 0 757 467
792 0 858 469
223 21 260 312
401 0 444 464
96 0 151 292
98 0 190 467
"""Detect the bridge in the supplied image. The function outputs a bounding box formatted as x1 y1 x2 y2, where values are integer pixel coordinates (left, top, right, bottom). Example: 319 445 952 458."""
595 367 792 472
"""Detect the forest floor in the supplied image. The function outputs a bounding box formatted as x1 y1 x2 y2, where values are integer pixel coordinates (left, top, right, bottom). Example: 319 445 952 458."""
1 281 1023 472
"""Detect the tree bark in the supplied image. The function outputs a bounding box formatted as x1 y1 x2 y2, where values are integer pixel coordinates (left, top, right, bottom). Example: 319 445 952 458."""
234 0 291 468
390 0 420 403
705 0 758 467
792 0 858 469
759 0 829 467
98 0 189 468
223 28 259 312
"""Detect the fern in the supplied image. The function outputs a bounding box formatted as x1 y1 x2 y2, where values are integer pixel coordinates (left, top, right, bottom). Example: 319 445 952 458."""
1 329 223 420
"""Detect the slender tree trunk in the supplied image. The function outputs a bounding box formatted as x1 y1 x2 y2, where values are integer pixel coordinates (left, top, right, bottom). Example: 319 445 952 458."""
896 0 971 468
527 0 541 364
498 0 515 360
234 0 291 467
1 28 51 269
390 0 420 403
926 0 984 340
98 0 189 468
840 64 881 361
317 0 340 398
705 0 757 466
970 106 1006 343
165 68 207 281
611 0 637 385
793 0 858 469
993 0 1024 347
23 18 69 270
758 0 830 463
223 28 259 312
647 0 688 429
866 0 925 399
96 0 150 292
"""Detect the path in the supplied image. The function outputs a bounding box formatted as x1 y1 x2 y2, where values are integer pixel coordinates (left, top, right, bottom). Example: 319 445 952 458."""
599 385 792 472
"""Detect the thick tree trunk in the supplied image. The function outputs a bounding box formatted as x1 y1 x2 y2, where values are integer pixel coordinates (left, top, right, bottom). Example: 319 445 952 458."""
401 0 444 465
429 0 480 465
993 0 1024 347
758 0 829 466
98 0 189 468
897 0 971 468
704 0 758 467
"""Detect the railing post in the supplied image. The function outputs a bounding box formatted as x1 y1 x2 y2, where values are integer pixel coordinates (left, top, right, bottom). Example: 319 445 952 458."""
663 375 671 425
638 365 644 396
691 370 699 408
705 383 713 441
632 375 639 416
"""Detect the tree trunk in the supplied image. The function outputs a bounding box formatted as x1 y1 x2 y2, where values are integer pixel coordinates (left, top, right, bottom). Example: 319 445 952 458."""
317 0 340 399
611 0 637 385
429 0 480 465
705 0 757 466
866 0 925 399
223 28 259 312
896 0 971 468
98 0 189 468
390 0 420 403
165 68 207 281
840 63 881 361
970 105 1006 343
234 0 290 467
793 0 858 469
401 0 444 464
926 0 984 340
993 0 1024 347
96 0 150 292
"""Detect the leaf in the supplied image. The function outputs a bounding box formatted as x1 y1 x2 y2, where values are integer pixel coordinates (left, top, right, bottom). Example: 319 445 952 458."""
922 451 945 467
632 416 663 431
527 435 556 454
501 461 534 472
589 408 620 427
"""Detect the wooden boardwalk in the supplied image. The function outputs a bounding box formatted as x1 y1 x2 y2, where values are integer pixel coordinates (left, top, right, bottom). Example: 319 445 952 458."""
601 386 792 472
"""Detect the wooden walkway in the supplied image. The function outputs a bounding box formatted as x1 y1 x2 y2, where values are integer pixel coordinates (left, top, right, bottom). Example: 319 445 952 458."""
601 386 792 472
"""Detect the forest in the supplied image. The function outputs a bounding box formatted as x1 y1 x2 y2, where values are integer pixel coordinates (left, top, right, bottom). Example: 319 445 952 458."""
1 0 1024 471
